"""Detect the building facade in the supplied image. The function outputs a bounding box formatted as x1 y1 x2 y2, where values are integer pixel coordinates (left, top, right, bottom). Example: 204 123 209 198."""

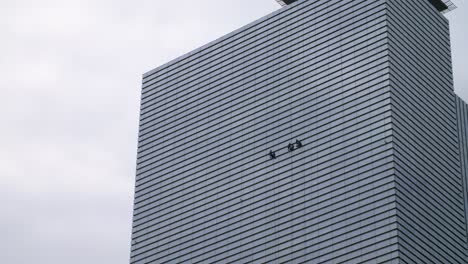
130 0 468 263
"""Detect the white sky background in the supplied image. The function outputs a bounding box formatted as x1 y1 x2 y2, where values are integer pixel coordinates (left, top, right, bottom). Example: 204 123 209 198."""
0 0 466 263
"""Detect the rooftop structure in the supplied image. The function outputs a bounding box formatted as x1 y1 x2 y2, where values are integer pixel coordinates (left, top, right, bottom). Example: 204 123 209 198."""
274 0 297 7
430 0 457 12
276 0 456 13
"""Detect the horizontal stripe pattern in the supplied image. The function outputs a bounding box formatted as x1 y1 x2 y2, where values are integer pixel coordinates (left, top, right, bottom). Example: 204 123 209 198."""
456 95 468 248
130 0 400 263
387 0 468 262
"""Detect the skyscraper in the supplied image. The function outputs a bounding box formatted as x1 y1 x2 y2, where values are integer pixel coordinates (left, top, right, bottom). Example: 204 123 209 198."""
130 0 468 263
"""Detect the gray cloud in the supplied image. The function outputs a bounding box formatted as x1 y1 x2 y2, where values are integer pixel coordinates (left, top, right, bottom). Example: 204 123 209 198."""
0 0 466 263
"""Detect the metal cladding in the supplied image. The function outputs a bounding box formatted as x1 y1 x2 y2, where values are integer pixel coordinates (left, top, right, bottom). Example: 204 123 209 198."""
456 96 468 244
386 0 467 261
130 0 468 263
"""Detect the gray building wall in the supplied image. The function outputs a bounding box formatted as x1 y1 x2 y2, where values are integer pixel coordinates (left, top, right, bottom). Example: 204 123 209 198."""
386 0 468 262
130 0 468 263
456 95 468 248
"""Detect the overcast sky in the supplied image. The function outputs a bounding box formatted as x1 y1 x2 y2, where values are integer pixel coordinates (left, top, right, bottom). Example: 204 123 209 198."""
1 1 467 263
